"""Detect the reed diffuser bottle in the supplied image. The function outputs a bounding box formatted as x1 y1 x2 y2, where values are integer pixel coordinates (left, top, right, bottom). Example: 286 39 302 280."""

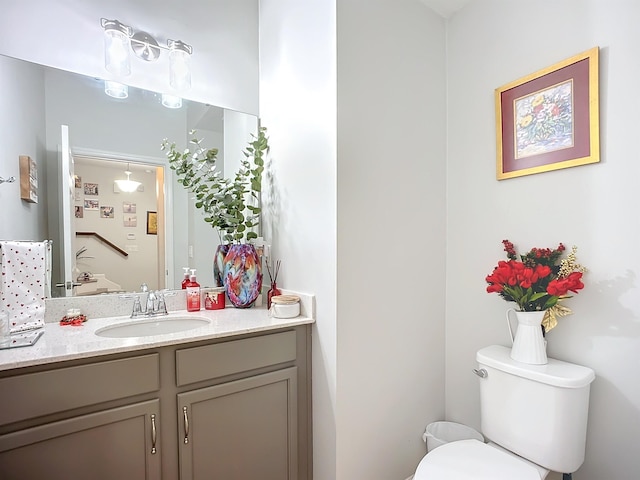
266 259 281 309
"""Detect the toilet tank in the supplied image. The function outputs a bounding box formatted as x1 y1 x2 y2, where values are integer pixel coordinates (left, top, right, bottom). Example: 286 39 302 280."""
476 345 595 474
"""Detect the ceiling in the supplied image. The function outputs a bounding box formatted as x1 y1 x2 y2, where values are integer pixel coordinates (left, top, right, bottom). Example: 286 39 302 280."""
420 0 473 18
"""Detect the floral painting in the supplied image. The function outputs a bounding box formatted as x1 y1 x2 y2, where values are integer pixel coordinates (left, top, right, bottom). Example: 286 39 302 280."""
515 81 573 159
495 47 599 179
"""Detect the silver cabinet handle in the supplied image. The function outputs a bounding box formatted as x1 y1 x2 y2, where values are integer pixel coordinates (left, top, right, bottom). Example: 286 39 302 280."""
473 368 488 378
150 414 157 454
183 406 190 444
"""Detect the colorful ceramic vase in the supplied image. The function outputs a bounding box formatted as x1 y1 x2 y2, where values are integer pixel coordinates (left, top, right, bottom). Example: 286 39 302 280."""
222 244 263 308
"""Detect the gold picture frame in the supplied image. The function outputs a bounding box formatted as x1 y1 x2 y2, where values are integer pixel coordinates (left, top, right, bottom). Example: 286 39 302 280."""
146 211 157 235
495 47 600 180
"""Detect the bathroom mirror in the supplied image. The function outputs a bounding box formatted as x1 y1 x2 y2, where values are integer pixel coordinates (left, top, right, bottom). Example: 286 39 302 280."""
0 53 258 296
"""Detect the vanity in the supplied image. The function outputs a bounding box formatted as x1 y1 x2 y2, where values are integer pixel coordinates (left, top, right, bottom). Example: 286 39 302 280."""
0 295 314 480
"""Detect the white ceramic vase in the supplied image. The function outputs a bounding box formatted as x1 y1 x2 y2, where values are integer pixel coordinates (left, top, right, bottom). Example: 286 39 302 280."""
506 309 548 365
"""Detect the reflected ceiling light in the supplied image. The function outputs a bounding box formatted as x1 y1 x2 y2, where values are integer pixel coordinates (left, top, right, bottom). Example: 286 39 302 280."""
100 18 193 91
115 163 141 193
104 80 129 99
161 94 182 109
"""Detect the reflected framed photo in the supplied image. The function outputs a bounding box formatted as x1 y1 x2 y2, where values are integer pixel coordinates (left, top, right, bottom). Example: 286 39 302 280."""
100 206 114 218
146 211 157 235
123 202 136 213
124 215 137 227
84 182 99 195
84 199 99 210
495 47 600 180
75 206 83 218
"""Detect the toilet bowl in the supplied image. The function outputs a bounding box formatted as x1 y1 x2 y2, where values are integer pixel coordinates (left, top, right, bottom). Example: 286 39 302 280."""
413 439 548 479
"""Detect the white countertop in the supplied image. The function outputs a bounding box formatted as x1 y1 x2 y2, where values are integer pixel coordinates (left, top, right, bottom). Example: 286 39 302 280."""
0 300 314 372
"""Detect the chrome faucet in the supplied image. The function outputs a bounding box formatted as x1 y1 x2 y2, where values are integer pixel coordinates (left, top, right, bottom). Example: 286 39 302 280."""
129 284 169 318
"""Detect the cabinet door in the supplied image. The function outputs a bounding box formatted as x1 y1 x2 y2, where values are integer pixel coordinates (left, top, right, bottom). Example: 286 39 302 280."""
0 399 161 480
178 367 297 480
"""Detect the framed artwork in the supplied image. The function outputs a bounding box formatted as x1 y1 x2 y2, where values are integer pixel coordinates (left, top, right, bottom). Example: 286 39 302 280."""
84 183 99 195
146 211 157 235
495 47 600 180
74 175 82 188
75 206 84 218
123 202 136 213
84 199 99 210
100 206 115 218
19 155 38 203
124 215 137 227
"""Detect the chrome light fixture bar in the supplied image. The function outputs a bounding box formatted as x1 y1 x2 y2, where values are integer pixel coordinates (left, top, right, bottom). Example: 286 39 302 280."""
100 18 193 93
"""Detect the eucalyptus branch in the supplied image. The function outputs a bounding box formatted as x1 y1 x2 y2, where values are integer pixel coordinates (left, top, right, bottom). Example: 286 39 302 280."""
161 127 269 244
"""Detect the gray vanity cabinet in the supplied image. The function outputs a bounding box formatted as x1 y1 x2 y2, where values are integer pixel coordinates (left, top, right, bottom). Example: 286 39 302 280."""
0 400 161 479
174 329 304 479
0 325 312 480
178 368 298 479
0 354 162 480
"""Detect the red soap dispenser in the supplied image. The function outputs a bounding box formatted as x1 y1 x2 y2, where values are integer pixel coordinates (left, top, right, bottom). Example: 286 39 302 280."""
181 267 190 289
186 269 201 312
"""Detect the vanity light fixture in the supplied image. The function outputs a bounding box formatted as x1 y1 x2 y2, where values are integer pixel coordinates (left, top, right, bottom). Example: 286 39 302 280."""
161 93 182 109
168 40 192 91
104 80 129 99
115 163 141 193
102 19 132 76
100 18 193 91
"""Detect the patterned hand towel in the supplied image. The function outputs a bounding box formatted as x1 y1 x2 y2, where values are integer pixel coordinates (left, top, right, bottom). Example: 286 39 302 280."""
0 241 47 333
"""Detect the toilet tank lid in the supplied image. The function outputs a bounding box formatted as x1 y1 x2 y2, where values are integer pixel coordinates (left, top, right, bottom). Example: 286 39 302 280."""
477 345 595 388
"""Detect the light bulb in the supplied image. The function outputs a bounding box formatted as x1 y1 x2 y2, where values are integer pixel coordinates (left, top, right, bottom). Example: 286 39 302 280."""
104 81 128 99
162 94 182 109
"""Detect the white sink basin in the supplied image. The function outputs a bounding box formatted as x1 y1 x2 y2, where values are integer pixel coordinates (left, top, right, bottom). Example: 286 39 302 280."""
95 316 210 338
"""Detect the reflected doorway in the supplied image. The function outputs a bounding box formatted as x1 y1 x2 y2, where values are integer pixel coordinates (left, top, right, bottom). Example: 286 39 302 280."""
72 155 166 295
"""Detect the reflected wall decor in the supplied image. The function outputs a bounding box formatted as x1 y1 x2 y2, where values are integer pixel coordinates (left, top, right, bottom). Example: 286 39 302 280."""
19 155 38 203
495 47 600 180
146 211 157 235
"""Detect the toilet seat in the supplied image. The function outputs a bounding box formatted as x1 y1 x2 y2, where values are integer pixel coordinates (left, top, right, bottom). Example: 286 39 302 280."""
413 439 542 480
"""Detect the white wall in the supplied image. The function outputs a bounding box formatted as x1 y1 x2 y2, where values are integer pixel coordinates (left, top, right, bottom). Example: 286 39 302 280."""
445 1 640 478
0 56 48 241
259 0 337 478
336 1 447 478
260 0 447 479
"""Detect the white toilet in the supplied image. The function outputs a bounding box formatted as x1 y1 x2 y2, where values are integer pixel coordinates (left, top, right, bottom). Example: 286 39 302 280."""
413 345 595 479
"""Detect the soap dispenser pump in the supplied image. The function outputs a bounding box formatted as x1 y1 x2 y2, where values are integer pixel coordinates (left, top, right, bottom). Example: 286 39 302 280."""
181 267 190 289
186 269 201 311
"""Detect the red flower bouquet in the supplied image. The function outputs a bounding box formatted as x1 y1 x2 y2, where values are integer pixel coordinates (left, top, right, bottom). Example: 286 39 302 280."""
485 240 586 331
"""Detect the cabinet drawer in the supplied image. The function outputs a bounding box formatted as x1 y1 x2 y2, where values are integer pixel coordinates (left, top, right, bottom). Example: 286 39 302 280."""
0 353 159 426
176 330 297 386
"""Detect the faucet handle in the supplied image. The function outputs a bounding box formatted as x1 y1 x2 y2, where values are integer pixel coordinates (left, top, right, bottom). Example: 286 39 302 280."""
156 292 168 315
131 297 143 317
